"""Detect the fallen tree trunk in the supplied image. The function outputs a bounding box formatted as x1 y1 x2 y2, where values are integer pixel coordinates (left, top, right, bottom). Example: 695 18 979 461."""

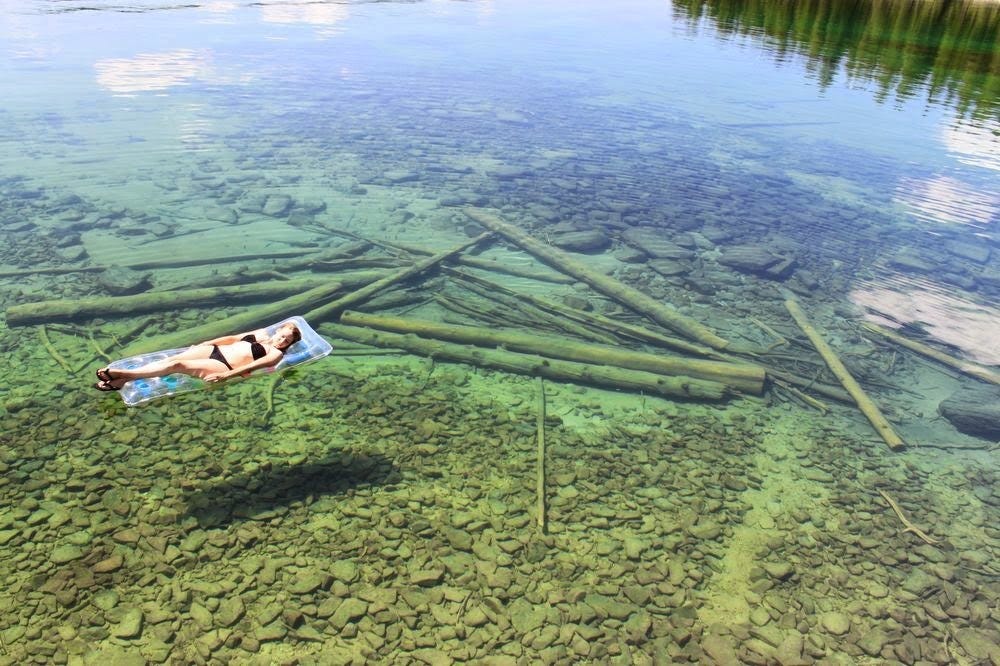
372 239 577 284
862 322 1000 387
340 310 765 394
310 257 410 272
763 368 853 404
448 273 620 345
454 256 576 284
6 277 362 327
0 249 322 279
320 323 729 401
784 296 905 450
119 280 351 357
464 208 730 350
444 267 718 357
304 233 493 324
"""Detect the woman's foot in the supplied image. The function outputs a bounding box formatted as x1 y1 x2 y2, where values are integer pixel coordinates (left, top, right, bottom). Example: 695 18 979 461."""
95 368 127 389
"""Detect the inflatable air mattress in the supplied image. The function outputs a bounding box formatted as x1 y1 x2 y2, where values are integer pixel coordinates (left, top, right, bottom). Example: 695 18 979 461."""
107 316 332 406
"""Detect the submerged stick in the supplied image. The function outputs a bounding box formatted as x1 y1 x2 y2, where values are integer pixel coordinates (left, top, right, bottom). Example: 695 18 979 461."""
862 322 1000 386
773 378 829 414
536 377 547 535
378 239 577 284
456 256 575 284
310 257 409 272
445 267 720 358
434 294 514 328
464 208 730 350
304 233 493 324
451 275 618 345
39 326 73 374
763 368 853 404
750 316 789 352
878 490 939 545
784 296 905 450
263 373 284 426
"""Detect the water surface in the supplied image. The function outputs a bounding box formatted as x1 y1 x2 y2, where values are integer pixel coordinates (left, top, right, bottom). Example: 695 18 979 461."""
1 0 998 663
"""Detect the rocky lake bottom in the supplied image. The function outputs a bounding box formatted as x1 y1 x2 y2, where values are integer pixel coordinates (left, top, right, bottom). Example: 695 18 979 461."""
0 136 998 665
1 340 998 665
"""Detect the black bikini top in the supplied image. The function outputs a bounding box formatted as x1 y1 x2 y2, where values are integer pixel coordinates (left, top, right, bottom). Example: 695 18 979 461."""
241 334 274 361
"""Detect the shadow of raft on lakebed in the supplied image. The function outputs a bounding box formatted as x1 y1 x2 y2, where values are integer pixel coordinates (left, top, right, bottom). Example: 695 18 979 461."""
180 452 398 528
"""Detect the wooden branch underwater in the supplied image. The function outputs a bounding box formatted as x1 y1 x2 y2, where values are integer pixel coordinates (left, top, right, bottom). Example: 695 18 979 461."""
862 322 1000 387
783 294 906 451
17 210 965 424
5 215 745 404
339 310 765 394
5 276 374 328
878 490 939 545
464 208 731 350
320 322 729 401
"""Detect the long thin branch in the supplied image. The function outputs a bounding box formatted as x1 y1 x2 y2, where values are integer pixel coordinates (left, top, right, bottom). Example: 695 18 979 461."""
304 233 492 323
536 377 547 536
784 294 905 450
878 490 939 545
863 322 1000 386
39 327 73 374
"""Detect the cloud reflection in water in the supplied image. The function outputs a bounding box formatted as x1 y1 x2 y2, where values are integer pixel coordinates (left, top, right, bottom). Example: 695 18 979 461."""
94 49 211 94
853 280 1000 366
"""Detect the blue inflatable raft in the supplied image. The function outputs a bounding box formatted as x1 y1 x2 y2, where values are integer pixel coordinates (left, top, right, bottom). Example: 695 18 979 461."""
107 316 332 406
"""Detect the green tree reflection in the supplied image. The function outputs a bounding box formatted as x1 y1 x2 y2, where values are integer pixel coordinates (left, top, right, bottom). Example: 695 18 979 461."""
672 0 1000 121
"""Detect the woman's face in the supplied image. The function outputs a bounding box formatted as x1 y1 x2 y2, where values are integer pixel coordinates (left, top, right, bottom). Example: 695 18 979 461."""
272 324 298 349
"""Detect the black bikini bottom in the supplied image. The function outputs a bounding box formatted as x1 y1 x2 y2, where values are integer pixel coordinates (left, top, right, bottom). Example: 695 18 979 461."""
209 345 233 370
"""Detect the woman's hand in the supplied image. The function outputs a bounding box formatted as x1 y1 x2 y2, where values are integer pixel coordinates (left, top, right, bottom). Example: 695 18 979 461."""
205 372 229 383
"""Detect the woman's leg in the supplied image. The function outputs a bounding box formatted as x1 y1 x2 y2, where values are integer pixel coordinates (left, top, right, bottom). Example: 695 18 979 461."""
100 346 227 386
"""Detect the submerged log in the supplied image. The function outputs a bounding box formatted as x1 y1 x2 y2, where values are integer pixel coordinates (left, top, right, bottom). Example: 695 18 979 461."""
0 249 321 280
6 277 336 327
445 267 718 357
343 309 760 392
784 296 905 450
862 322 1000 386
464 208 730 350
448 273 620 345
120 280 351 357
320 323 729 401
376 239 577 284
304 233 493 324
339 311 764 394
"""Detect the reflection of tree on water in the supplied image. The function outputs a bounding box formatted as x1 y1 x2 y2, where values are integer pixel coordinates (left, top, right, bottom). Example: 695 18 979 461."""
672 0 1000 120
